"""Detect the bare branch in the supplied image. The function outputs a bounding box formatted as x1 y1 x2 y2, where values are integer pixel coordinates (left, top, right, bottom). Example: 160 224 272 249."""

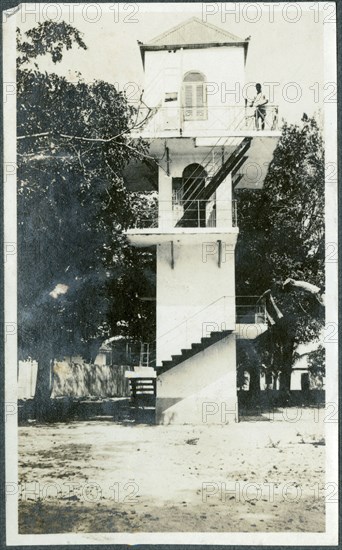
121 142 156 161
17 132 51 140
16 102 154 143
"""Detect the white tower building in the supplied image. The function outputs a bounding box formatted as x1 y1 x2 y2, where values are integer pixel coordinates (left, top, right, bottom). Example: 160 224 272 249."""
126 17 280 424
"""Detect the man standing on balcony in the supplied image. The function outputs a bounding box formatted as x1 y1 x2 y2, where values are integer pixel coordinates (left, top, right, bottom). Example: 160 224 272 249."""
250 83 268 130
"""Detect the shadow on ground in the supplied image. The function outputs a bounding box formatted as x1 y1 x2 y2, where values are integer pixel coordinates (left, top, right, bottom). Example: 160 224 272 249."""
19 389 325 425
19 397 156 425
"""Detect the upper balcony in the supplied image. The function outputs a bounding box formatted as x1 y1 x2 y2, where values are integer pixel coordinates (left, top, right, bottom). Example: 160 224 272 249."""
134 198 237 229
125 198 239 247
132 104 281 140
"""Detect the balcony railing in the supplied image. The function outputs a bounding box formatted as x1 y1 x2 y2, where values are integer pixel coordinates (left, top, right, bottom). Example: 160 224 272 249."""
135 104 279 135
129 199 238 229
236 296 267 324
140 296 267 365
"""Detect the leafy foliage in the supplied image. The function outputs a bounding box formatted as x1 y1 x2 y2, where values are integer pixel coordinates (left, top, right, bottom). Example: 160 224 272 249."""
17 22 155 370
17 21 87 66
235 117 325 389
307 345 325 376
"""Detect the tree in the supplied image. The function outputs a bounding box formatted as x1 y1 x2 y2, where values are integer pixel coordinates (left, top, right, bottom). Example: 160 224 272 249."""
235 116 325 396
17 22 155 418
307 344 325 377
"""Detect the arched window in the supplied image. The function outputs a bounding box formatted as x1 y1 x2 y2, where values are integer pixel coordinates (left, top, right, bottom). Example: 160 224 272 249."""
182 71 207 121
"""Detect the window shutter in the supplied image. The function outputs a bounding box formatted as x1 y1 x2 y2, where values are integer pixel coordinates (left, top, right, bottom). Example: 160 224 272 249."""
184 84 194 120
182 81 207 121
195 83 206 120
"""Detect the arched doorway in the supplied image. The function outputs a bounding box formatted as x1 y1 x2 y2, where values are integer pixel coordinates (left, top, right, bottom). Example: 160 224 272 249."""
181 163 207 227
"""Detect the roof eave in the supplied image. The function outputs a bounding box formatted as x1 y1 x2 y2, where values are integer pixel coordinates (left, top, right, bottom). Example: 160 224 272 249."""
139 40 250 66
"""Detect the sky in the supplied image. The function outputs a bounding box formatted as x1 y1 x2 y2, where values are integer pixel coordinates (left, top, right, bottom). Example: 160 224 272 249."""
17 2 330 124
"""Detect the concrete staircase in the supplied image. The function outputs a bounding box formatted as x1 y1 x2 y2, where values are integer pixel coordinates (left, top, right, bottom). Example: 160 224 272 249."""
199 137 252 201
157 329 233 374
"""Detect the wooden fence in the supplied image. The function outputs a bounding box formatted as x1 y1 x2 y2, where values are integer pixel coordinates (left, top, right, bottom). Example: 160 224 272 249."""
51 361 132 398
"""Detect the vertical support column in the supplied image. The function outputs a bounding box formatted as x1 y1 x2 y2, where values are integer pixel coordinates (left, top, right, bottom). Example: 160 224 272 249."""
217 240 222 267
216 172 233 227
158 166 173 229
165 143 170 176
179 48 184 135
170 241 174 269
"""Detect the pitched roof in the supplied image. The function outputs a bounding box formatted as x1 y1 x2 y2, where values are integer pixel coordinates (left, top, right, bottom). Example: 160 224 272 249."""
138 17 249 65
145 17 244 47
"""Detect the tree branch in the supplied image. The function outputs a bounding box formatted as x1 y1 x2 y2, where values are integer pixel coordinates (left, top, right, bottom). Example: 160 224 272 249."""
17 132 51 140
121 142 156 162
17 103 154 143
283 278 325 307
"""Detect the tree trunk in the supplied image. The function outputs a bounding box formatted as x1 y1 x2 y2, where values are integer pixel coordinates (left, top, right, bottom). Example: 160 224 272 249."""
278 336 295 402
269 316 295 403
272 371 279 390
279 370 292 393
34 351 54 421
249 364 261 397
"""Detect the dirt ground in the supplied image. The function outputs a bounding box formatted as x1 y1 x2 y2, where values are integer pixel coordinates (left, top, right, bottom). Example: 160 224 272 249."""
18 406 325 534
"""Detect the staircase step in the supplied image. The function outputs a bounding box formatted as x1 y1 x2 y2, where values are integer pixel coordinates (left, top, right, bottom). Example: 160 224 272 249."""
191 343 203 352
180 348 194 359
171 354 183 364
180 349 199 362
158 329 233 375
161 360 173 368
203 330 231 344
210 330 230 338
157 366 168 375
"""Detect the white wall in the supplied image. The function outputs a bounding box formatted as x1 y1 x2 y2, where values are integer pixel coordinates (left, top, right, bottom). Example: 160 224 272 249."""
144 46 245 107
155 145 237 364
18 360 38 399
143 46 246 133
291 369 305 391
156 334 237 424
145 48 242 368
216 173 233 226
156 235 236 364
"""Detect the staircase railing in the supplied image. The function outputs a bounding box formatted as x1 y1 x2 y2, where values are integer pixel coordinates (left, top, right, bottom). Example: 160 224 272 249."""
130 122 250 232
142 295 268 369
236 296 267 324
154 295 236 365
177 136 243 202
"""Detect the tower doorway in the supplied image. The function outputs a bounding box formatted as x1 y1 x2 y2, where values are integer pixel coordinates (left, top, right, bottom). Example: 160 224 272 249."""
181 163 207 227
